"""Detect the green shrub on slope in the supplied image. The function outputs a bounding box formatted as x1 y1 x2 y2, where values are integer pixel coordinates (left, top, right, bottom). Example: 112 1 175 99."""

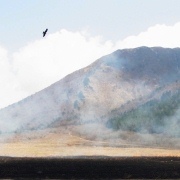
107 90 180 136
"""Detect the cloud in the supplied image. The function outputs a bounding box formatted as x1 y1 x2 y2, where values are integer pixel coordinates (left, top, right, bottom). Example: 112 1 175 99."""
116 22 180 48
12 29 114 93
1 22 180 109
0 46 27 109
0 29 115 109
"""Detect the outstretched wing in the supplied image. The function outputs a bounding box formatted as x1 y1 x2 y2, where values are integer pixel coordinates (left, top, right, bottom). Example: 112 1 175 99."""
43 29 48 37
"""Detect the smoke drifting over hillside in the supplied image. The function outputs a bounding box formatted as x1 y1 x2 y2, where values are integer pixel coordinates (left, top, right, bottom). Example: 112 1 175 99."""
0 47 180 149
2 22 180 109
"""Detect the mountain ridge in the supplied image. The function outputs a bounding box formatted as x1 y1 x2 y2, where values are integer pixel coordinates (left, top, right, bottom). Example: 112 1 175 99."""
0 46 180 135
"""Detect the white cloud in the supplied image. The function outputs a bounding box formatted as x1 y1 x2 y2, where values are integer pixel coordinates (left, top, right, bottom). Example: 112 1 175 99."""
116 22 180 48
0 47 27 109
0 29 115 109
12 29 114 94
1 22 180 109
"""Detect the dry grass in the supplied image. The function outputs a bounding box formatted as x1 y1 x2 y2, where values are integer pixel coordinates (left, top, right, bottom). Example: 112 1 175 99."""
0 126 179 157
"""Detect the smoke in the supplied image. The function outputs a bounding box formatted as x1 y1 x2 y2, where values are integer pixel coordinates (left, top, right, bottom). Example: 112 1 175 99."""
105 87 180 149
163 108 180 137
2 22 180 109
0 24 180 150
0 29 117 111
0 29 115 109
0 47 24 109
12 30 114 94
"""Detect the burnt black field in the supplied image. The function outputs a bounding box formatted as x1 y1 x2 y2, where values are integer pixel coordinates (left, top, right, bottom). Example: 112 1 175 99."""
0 156 179 179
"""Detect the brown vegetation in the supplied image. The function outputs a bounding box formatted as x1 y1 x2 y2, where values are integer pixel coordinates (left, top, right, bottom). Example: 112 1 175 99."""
0 124 179 157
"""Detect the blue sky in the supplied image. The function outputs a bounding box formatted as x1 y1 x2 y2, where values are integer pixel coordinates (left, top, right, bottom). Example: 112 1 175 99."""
1 0 180 108
1 0 180 51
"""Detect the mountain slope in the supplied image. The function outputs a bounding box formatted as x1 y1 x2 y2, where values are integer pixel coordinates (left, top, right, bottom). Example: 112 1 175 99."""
107 88 180 136
0 46 180 134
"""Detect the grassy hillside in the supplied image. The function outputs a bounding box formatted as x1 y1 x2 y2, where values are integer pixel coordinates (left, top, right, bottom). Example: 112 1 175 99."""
107 90 180 137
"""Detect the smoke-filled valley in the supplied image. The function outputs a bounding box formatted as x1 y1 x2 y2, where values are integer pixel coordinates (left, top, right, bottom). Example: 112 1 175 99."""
0 46 180 157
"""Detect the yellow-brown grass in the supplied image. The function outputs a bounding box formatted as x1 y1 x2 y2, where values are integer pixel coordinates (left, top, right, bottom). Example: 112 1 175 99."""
0 127 179 157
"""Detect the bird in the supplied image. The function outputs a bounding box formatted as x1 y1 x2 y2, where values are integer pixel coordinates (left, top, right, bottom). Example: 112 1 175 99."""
43 28 48 37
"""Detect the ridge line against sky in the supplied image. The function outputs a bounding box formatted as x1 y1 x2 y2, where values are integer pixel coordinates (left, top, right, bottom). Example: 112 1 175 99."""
1 22 180 109
1 0 180 109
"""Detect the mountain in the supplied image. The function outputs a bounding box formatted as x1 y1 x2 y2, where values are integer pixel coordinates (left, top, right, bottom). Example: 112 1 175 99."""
107 88 180 137
0 46 180 137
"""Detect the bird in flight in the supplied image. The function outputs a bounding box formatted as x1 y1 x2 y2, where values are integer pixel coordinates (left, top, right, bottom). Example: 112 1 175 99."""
43 28 48 37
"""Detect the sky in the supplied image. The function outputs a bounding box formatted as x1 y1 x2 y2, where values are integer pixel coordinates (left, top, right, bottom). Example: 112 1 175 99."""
1 0 180 109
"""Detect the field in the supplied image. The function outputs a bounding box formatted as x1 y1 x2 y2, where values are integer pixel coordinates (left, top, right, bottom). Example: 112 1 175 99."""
0 124 179 178
0 124 179 157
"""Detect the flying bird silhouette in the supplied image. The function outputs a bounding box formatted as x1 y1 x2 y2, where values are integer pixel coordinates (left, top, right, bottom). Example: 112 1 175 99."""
43 29 48 37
